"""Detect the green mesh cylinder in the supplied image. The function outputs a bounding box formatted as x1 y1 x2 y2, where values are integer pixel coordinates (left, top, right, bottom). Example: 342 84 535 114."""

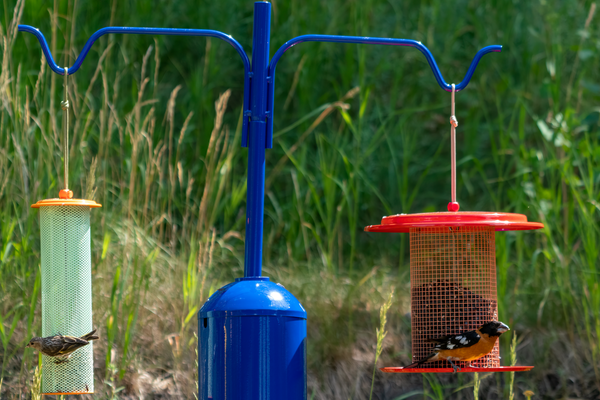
40 205 94 395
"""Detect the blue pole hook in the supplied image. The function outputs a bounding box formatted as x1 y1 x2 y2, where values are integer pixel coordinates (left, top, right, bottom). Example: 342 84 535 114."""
18 25 252 143
265 35 501 147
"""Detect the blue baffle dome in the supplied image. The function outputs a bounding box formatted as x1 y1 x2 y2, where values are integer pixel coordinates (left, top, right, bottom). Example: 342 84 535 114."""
199 277 307 400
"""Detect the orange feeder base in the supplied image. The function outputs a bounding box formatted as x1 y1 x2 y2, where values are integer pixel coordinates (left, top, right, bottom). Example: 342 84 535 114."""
365 212 542 373
43 391 94 395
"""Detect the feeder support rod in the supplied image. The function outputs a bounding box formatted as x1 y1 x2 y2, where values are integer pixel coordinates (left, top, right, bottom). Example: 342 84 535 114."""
62 68 70 191
17 24 252 144
451 84 457 205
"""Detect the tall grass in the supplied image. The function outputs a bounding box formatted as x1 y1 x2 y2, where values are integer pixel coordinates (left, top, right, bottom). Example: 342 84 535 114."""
369 289 393 400
507 332 518 400
30 366 41 400
0 0 599 398
472 373 480 400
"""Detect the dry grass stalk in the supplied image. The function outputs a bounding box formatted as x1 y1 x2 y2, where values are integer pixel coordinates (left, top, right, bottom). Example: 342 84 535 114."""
32 53 46 110
175 111 194 187
196 89 231 237
284 54 308 111
199 228 217 303
181 171 195 243
208 127 230 228
165 84 183 241
126 46 154 218
31 366 41 400
369 289 394 400
71 42 115 160
508 332 518 400
85 156 98 200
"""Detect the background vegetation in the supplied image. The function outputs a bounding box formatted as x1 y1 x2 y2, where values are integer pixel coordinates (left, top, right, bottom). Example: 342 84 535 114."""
1 0 599 398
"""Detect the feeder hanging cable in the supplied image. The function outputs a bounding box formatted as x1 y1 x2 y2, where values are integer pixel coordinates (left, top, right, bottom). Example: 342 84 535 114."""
448 84 459 212
61 68 71 196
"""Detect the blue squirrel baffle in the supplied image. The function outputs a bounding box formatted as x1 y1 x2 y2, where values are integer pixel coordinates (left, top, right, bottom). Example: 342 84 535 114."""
199 277 307 399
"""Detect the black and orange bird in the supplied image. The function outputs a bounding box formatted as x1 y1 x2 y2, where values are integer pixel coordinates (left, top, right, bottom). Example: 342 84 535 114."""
26 329 99 364
405 321 509 372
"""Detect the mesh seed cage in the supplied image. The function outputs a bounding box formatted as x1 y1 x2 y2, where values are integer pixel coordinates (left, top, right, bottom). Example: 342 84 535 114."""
365 212 543 373
32 196 101 394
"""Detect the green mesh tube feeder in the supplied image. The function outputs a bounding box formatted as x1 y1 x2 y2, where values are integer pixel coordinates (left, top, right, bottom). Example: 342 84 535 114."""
32 191 101 395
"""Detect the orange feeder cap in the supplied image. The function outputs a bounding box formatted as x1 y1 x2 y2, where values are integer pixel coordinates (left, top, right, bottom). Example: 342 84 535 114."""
31 190 102 208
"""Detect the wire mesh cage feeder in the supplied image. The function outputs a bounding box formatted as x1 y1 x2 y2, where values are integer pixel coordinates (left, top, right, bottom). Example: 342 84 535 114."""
31 195 101 394
30 70 101 394
365 87 543 374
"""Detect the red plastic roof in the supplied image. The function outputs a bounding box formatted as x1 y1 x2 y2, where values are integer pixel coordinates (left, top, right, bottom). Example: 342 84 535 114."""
365 212 543 233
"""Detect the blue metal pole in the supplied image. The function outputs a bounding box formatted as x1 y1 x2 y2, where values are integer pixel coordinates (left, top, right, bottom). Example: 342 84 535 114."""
200 5 306 399
244 1 271 278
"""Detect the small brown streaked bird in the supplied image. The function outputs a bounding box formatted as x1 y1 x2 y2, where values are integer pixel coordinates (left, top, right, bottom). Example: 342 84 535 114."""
26 329 99 364
404 321 510 372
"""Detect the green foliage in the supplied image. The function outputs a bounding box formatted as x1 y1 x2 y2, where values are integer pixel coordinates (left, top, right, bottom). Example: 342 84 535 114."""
423 374 446 399
0 0 598 397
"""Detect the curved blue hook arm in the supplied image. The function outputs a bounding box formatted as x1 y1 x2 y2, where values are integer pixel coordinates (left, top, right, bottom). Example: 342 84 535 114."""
18 24 251 139
18 25 250 75
266 34 501 147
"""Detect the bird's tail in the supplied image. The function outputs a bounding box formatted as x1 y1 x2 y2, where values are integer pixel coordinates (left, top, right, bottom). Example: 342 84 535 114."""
404 353 437 369
81 329 99 341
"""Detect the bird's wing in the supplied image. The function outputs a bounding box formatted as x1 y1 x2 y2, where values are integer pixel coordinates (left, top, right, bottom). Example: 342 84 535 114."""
427 331 480 350
57 335 89 355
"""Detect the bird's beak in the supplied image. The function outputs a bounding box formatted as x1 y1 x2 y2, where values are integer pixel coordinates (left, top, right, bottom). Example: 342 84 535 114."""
497 323 510 333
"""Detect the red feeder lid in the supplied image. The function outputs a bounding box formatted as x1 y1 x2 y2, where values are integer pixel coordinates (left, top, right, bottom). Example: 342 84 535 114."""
364 212 543 233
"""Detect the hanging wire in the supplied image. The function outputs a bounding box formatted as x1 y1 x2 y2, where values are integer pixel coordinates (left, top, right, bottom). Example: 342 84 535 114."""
61 68 70 191
449 84 458 207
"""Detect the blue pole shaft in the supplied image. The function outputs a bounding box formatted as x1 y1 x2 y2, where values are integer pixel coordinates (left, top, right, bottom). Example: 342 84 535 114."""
244 1 271 278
